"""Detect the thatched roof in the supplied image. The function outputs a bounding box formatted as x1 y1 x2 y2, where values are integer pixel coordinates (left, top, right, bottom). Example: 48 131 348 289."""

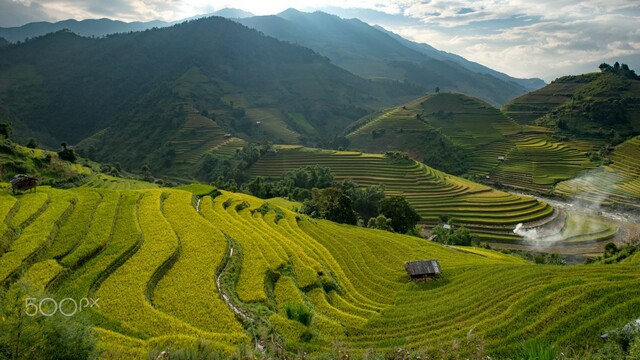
405 259 441 276
9 174 37 185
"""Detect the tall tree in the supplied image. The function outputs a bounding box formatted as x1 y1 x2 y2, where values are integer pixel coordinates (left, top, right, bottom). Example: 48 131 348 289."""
379 196 420 233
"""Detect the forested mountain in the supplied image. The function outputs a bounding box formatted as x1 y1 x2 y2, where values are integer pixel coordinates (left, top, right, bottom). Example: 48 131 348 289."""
0 16 421 174
237 9 543 105
2 9 544 106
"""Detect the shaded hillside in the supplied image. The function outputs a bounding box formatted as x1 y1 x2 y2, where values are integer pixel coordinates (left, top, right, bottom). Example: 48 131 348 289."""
0 37 9 47
237 9 539 106
0 17 421 176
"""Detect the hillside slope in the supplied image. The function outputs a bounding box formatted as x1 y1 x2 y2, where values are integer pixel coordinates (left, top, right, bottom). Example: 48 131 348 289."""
1 186 638 358
347 93 597 193
0 17 420 177
503 68 640 140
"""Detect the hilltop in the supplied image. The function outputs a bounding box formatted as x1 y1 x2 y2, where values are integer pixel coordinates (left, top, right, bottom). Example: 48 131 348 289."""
503 63 640 142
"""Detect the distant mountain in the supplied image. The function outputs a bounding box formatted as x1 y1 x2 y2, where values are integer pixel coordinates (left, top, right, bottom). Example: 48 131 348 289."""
0 17 421 176
178 8 255 22
0 18 169 43
236 9 541 105
211 8 254 19
0 8 254 43
2 9 544 105
374 26 546 91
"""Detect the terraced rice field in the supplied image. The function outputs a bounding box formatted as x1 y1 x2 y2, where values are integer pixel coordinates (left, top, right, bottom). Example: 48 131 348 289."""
491 134 596 192
502 80 589 124
346 93 594 190
166 104 229 169
1 186 638 358
418 93 521 146
555 136 640 208
246 108 301 143
81 173 158 190
245 147 615 252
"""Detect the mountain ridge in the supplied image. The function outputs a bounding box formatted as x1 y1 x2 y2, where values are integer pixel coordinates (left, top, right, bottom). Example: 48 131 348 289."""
1 9 544 105
0 16 421 175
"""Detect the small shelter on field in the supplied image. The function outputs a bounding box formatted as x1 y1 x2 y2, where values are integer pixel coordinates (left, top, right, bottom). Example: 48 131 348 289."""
10 174 37 194
498 156 506 161
405 259 441 282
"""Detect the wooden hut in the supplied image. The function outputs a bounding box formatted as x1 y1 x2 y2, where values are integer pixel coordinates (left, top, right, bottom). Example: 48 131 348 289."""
405 259 441 282
10 174 37 194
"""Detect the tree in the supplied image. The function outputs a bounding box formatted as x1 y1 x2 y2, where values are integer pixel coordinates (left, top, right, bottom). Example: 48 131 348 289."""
367 214 393 231
26 138 38 149
0 122 11 138
57 142 77 162
435 86 440 93
432 223 475 245
301 187 357 225
379 196 420 233
347 184 385 221
604 242 619 258
599 63 612 72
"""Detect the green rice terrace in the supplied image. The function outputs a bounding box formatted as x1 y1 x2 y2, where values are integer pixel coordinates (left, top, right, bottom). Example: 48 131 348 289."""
555 136 640 209
346 93 597 194
245 146 620 255
1 185 639 358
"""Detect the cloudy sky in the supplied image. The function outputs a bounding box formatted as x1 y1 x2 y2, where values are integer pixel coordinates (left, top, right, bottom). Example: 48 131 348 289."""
1 0 639 81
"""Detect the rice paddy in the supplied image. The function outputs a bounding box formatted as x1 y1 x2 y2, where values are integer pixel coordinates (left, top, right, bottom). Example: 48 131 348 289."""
1 185 638 358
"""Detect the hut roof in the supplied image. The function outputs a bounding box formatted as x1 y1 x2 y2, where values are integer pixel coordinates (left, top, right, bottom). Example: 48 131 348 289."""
9 174 37 185
405 259 441 276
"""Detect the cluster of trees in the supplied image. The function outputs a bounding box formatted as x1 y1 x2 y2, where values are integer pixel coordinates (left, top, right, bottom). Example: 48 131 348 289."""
300 180 420 234
384 151 412 164
599 62 639 80
242 163 421 233
198 141 273 186
431 222 476 246
588 241 639 264
243 165 334 201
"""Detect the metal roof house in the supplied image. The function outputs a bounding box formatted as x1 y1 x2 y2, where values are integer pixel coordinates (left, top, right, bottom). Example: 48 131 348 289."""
9 174 37 194
404 259 442 281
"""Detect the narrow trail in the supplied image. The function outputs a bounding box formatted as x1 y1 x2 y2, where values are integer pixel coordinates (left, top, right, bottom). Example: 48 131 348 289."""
215 239 251 322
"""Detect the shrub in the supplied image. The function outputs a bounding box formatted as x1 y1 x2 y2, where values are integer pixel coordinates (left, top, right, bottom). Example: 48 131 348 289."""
515 339 558 360
285 303 313 327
